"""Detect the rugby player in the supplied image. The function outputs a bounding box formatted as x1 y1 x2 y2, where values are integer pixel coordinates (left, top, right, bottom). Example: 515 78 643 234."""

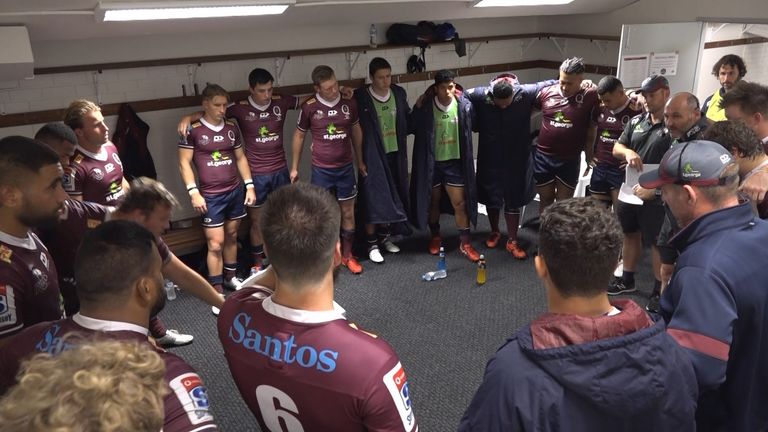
590 76 642 208
179 84 256 292
178 68 299 273
62 99 129 205
354 57 411 264
290 65 366 274
466 73 557 259
0 221 218 431
217 183 418 431
410 70 480 261
533 57 599 212
0 137 66 340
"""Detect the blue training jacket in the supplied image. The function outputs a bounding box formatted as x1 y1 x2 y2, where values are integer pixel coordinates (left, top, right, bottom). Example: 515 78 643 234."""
663 200 768 431
460 300 698 432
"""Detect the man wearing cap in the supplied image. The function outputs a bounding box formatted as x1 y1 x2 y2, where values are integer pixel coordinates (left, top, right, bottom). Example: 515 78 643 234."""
639 140 768 431
701 54 746 123
609 75 672 304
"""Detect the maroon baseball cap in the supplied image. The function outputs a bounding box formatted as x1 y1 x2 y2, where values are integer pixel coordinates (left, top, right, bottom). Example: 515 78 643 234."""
638 140 736 189
633 74 670 94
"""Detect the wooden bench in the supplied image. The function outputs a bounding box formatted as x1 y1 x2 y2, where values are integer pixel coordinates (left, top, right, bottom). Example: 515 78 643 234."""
161 217 252 257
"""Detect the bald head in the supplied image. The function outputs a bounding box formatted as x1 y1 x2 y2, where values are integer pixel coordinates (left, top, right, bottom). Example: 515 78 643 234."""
665 92 702 139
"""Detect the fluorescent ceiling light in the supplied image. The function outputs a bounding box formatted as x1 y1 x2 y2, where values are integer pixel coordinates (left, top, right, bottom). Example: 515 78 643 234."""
96 1 292 22
474 0 573 6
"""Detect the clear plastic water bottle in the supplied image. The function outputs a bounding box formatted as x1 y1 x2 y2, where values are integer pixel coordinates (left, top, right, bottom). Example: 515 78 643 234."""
422 269 447 281
437 246 446 272
476 255 487 285
164 280 177 300
369 24 378 48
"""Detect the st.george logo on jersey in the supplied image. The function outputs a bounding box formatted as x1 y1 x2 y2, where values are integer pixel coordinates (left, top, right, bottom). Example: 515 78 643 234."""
383 362 417 431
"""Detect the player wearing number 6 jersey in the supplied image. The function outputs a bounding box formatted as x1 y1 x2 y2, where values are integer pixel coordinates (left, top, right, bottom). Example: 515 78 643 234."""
218 183 418 432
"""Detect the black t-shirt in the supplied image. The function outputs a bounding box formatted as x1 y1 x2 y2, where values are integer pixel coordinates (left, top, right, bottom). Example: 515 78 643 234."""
617 112 672 165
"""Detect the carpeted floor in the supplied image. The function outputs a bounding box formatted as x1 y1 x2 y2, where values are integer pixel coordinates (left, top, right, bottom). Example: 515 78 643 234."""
159 205 657 431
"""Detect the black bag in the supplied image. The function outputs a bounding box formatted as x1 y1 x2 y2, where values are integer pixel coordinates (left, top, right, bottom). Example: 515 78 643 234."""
386 21 458 47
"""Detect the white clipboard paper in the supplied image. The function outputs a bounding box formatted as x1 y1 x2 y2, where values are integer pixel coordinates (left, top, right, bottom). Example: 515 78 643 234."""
618 164 659 205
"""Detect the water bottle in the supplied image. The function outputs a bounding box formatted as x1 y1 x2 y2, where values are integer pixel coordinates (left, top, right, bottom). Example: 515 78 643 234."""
422 269 447 281
164 279 177 300
476 255 486 285
437 247 446 272
369 24 378 48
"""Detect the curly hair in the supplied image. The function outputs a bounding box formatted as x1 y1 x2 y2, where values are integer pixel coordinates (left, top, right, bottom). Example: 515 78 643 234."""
539 198 623 297
704 120 765 160
711 54 746 79
0 339 168 432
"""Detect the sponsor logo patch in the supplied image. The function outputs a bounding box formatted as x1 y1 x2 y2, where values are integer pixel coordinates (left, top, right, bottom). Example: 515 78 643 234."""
383 362 417 431
170 373 214 425
0 284 18 327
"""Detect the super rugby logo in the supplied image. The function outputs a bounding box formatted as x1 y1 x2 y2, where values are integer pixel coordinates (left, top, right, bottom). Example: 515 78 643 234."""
170 373 214 425
0 284 16 325
383 363 417 431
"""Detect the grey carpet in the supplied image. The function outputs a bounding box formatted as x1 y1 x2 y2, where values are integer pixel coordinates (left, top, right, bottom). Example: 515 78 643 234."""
159 205 657 431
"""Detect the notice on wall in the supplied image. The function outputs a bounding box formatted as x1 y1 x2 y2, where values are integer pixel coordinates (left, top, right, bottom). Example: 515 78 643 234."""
619 54 650 89
649 52 678 76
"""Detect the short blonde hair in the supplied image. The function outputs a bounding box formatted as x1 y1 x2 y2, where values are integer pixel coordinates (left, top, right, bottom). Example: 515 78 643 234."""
0 338 168 432
63 99 100 130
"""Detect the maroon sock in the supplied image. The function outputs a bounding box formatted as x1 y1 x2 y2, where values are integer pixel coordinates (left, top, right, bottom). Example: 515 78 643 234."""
504 210 521 241
459 228 471 245
149 317 168 338
341 229 355 258
223 263 237 280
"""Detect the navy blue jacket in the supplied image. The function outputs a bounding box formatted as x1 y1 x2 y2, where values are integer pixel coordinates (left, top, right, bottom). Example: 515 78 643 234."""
460 300 698 432
409 91 477 230
663 200 768 431
466 75 556 209
354 85 411 234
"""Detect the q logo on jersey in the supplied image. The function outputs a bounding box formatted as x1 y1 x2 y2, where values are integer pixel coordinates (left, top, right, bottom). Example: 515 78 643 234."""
170 373 214 425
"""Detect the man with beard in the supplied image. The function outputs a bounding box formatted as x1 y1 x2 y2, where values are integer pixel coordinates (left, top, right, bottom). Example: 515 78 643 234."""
701 54 746 123
0 221 218 431
0 136 67 340
218 183 417 431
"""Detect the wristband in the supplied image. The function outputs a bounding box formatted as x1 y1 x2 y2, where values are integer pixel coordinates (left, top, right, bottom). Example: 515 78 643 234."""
187 187 199 196
186 183 197 191
244 179 254 189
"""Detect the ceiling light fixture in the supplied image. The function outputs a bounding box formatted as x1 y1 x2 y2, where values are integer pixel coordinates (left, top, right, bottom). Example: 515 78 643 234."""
95 1 293 22
473 0 573 7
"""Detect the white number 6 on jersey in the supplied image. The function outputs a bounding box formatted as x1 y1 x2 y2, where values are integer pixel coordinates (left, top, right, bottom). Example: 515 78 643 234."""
255 385 305 432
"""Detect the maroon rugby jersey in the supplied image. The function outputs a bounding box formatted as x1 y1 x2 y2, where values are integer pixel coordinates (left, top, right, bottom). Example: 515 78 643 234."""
39 200 171 315
179 118 243 196
64 143 126 205
296 95 360 169
0 230 62 338
227 95 299 175
218 288 418 432
593 100 643 168
535 85 599 160
0 315 218 431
